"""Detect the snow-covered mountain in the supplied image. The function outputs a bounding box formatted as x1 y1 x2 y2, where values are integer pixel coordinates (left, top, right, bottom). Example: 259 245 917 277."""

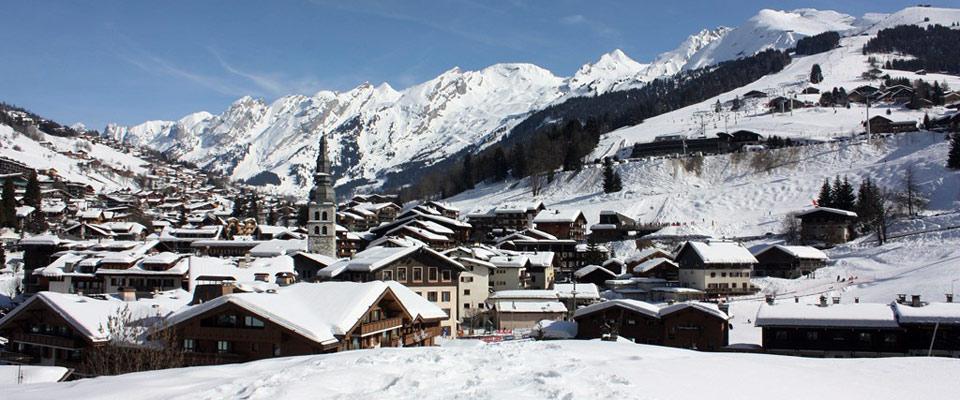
104 7 949 196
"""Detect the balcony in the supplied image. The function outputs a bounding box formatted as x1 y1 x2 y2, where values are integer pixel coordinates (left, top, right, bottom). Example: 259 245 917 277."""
8 332 84 349
403 326 442 345
360 317 403 337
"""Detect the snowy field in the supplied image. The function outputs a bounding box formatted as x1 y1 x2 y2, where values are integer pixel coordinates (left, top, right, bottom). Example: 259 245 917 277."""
5 340 960 400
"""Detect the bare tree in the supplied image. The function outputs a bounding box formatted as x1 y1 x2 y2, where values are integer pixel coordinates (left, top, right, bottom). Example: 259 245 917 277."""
895 166 926 217
79 305 183 377
781 212 802 244
529 173 544 197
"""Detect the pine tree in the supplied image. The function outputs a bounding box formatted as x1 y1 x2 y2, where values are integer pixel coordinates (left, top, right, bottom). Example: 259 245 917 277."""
602 158 622 193
817 178 834 208
247 193 261 221
511 144 527 179
948 133 960 170
461 154 475 190
24 208 48 234
492 147 509 181
834 177 857 211
562 141 582 172
810 64 824 84
24 173 41 207
267 208 278 225
1 179 15 228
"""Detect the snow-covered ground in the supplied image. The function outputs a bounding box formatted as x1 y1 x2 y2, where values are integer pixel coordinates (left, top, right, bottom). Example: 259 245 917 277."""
0 124 148 192
5 340 960 400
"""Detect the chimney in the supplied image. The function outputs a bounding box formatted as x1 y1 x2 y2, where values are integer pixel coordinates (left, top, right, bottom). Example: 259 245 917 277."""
832 297 840 305
794 296 799 303
819 295 828 307
254 273 269 282
765 294 775 305
854 297 860 303
897 294 907 304
120 287 137 302
947 293 954 303
911 294 922 307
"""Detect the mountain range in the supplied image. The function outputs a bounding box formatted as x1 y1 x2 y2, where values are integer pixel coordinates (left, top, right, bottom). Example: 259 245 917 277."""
101 6 952 196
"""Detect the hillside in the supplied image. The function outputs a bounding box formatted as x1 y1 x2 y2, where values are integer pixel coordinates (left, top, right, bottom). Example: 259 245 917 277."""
5 340 960 400
102 7 892 196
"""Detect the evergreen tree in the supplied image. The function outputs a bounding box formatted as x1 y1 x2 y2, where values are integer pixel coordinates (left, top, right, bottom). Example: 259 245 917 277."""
0 243 5 269
461 154 475 190
948 133 960 170
232 193 247 218
24 208 48 234
810 64 824 84
24 173 41 207
834 177 857 211
296 204 309 227
601 158 622 193
247 193 261 221
1 179 15 228
816 178 834 208
562 142 582 172
492 147 509 181
511 144 527 179
267 208 278 225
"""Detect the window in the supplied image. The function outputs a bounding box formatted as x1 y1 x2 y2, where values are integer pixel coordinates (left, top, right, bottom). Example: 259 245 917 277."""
273 344 281 356
314 211 320 220
217 340 232 354
314 226 320 234
441 270 452 282
463 289 471 296
428 267 438 281
397 267 407 282
382 270 394 281
464 303 471 309
710 272 716 278
884 333 897 344
321 211 328 221
216 314 238 327
244 316 265 328
858 332 872 343
428 291 438 302
775 331 788 341
806 331 819 341
442 291 451 302
721 272 727 278
321 226 328 235
627 319 636 325
183 339 196 352
412 267 423 282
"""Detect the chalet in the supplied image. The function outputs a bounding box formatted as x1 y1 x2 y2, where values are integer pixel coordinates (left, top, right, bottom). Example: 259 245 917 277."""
943 91 960 105
533 209 587 241
498 236 580 274
20 235 69 293
163 281 446 366
466 201 545 241
573 299 729 350
632 257 679 281
865 115 917 134
756 301 904 357
443 252 495 330
487 290 567 331
0 291 189 373
767 96 806 112
423 201 460 220
158 225 223 253
676 241 757 297
795 207 858 246
335 226 367 258
742 90 767 99
624 248 673 270
574 265 618 288
590 210 639 242
892 299 960 357
191 239 262 257
801 87 820 94
752 245 828 278
292 251 338 282
318 245 464 337
97 252 188 294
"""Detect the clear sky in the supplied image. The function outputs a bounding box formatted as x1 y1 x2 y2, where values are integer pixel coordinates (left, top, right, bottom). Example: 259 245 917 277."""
0 0 947 129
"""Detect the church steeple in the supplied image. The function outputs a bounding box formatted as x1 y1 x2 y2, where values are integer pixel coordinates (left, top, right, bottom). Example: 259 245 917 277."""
307 134 337 257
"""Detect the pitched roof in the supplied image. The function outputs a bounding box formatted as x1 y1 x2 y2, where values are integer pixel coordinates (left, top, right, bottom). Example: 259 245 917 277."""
755 303 898 328
795 207 858 218
754 245 828 260
682 241 757 264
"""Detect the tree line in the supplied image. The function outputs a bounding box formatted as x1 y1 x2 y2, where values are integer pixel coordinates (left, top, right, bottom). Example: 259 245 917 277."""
794 31 840 56
863 24 960 74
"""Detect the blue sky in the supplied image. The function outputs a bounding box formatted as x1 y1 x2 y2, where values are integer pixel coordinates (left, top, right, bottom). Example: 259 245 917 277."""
0 0 942 129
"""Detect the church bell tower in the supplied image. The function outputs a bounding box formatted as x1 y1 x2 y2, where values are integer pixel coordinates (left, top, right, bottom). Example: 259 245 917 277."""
307 135 337 257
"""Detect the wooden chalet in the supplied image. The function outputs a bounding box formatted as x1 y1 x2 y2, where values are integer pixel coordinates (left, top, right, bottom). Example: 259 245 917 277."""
574 299 729 350
795 207 858 246
752 245 828 279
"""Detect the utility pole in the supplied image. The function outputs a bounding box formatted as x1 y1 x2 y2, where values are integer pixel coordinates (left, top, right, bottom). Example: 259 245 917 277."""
865 95 871 140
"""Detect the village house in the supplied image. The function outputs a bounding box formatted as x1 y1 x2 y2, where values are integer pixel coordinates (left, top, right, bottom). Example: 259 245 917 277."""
317 245 464 337
631 257 680 281
486 290 567 331
573 299 730 350
865 115 918 134
162 281 446 366
676 241 758 298
795 207 858 246
533 209 587 241
752 245 828 279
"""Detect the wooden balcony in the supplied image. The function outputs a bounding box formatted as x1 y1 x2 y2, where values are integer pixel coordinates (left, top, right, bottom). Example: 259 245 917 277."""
403 326 442 346
360 317 403 336
8 332 84 349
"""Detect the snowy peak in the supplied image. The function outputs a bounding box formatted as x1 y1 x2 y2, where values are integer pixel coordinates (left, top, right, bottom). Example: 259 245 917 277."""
858 6 960 34
568 49 647 95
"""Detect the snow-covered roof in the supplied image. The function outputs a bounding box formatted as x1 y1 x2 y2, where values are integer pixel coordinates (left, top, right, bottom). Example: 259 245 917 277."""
319 245 463 279
755 303 898 328
754 245 828 260
632 258 678 274
893 303 960 325
16 205 35 218
659 302 729 320
682 241 758 264
167 282 391 346
249 239 306 257
493 300 567 313
554 283 601 300
642 224 714 240
574 264 616 278
574 299 660 319
489 290 559 301
795 207 858 218
533 209 584 223
383 281 448 320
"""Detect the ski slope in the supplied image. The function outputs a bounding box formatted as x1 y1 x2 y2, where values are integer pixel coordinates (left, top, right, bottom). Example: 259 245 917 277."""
6 340 960 400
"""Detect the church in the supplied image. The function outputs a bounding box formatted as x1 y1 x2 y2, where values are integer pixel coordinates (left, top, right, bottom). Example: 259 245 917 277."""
307 135 337 258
